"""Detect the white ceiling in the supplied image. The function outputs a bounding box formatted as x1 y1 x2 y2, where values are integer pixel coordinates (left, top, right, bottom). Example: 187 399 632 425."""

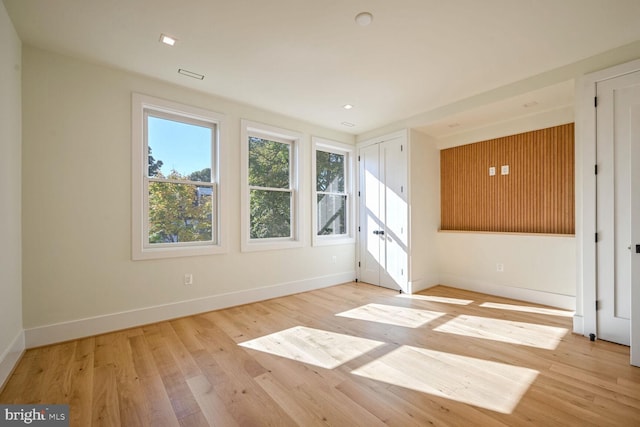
4 0 640 135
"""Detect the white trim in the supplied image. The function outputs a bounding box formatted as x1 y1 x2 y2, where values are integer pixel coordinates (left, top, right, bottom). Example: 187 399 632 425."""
24 272 355 348
440 274 576 311
356 129 408 149
311 137 355 246
576 59 640 352
131 93 227 260
573 315 584 335
240 120 305 252
0 330 25 389
407 279 434 295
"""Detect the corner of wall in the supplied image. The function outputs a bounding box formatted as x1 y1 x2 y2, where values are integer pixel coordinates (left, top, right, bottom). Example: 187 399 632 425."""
0 0 24 391
0 331 24 393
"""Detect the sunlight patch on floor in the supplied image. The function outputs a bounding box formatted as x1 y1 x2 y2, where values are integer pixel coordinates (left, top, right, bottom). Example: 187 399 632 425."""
239 326 385 369
480 301 574 317
336 303 445 328
395 294 474 305
434 315 568 350
351 345 538 414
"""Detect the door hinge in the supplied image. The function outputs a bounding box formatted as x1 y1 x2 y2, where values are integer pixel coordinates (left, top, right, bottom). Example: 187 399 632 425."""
595 164 598 175
358 191 361 197
358 226 361 232
596 300 600 310
400 185 404 193
594 96 598 108
358 155 361 161
358 261 361 267
400 144 404 152
595 232 599 242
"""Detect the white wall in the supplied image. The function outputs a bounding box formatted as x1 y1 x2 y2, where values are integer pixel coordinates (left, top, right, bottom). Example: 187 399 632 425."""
437 232 576 309
435 110 577 310
358 43 640 312
408 129 440 293
408 119 578 309
362 105 578 310
0 2 24 387
21 46 356 346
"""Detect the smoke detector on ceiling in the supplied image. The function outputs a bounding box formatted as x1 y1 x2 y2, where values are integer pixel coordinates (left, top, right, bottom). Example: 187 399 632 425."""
355 12 373 26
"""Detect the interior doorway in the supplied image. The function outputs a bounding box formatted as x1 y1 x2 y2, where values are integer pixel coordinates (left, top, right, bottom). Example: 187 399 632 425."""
594 70 640 346
357 136 408 292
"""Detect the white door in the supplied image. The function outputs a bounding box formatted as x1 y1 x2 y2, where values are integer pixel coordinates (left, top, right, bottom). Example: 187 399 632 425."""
358 137 408 292
596 70 640 346
628 77 640 365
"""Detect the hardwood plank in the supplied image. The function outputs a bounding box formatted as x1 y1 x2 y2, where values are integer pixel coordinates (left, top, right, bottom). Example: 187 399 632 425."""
67 337 94 427
140 325 196 424
2 282 639 426
185 375 239 427
91 365 121 427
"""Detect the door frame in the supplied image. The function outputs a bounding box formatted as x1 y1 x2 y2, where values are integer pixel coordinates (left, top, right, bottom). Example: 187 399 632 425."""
356 130 408 290
576 58 640 365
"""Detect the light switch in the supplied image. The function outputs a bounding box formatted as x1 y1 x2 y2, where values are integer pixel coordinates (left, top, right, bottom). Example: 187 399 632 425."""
489 167 496 176
501 165 509 175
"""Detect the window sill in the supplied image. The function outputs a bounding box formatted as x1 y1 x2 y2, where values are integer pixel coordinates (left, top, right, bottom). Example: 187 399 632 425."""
312 236 356 247
133 244 227 260
241 239 304 253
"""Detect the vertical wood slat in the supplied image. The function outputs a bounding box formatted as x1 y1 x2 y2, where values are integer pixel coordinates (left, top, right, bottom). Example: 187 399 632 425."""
440 123 575 234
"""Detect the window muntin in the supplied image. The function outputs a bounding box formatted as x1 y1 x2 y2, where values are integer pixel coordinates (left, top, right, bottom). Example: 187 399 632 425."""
241 120 303 251
132 93 225 260
316 150 347 236
146 113 216 246
248 136 294 240
312 138 354 245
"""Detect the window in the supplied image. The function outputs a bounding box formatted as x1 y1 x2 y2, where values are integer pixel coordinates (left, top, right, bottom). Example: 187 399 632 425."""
241 120 303 251
132 93 225 259
312 137 355 245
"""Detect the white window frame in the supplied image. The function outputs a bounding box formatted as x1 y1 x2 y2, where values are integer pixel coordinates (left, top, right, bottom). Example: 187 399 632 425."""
241 120 304 252
311 137 355 246
132 93 226 260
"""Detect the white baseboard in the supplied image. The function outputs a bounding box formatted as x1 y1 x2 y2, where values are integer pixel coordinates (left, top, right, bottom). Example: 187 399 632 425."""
0 330 25 390
25 271 355 348
407 279 438 294
572 315 584 335
439 274 576 311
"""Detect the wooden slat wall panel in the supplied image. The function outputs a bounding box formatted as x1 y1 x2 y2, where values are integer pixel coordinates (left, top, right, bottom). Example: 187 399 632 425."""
440 123 574 234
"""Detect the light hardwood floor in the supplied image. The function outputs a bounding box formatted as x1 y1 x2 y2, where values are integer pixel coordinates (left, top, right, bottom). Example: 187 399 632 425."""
1 283 639 426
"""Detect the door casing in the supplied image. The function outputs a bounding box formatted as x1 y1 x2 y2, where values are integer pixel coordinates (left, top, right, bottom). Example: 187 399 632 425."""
357 133 408 292
577 58 640 366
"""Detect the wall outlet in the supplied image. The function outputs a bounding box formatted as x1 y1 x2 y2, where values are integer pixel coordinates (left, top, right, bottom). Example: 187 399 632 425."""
496 263 504 272
489 166 496 176
501 165 510 175
184 273 193 285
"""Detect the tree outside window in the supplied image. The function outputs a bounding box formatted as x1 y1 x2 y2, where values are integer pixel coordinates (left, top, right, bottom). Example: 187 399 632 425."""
132 93 224 260
145 113 215 245
312 137 354 246
248 137 292 239
240 120 302 252
316 150 347 235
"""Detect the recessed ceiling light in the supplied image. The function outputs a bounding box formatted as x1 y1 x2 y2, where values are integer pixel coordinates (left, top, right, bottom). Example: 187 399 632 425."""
355 12 373 26
341 121 355 127
523 101 538 108
178 69 204 80
160 34 177 46
343 104 354 110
